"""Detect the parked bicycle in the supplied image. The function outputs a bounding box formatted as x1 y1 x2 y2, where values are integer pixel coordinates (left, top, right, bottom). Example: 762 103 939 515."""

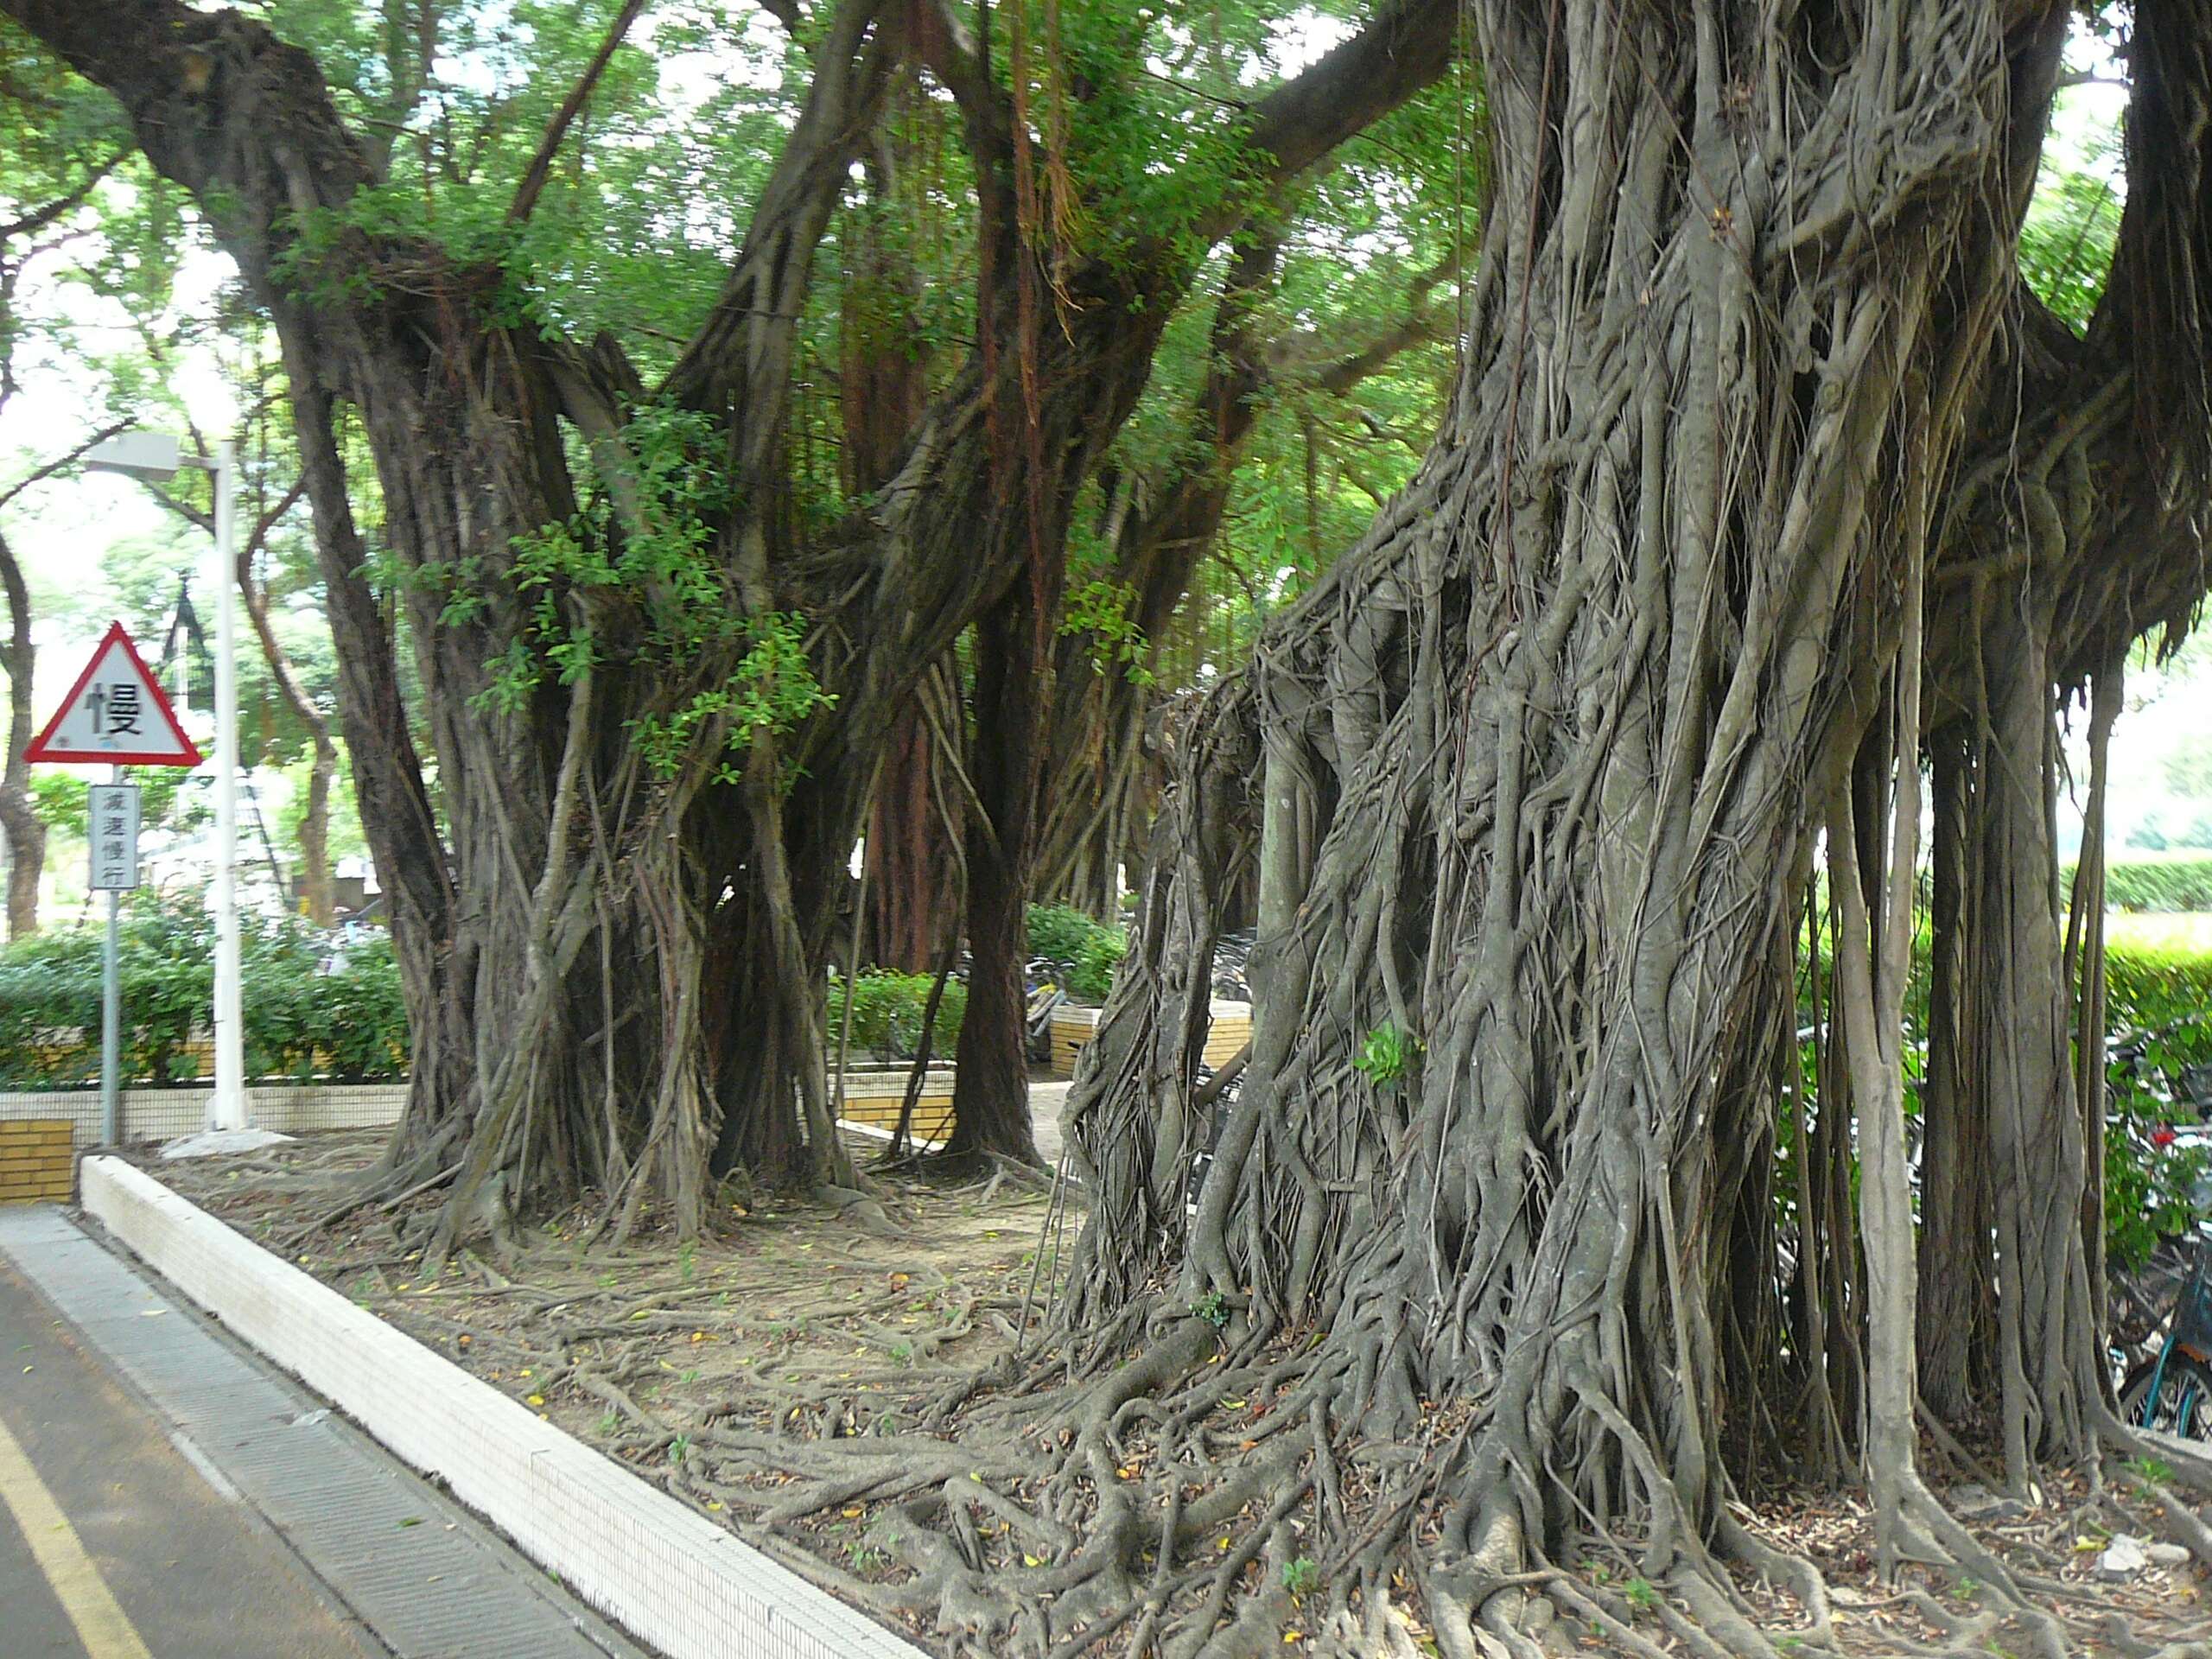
2109 1014 2212 1445
2120 1244 2212 1442
1024 958 1069 1065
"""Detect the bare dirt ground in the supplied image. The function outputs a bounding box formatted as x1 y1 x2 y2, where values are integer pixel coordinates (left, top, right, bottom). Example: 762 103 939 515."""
137 1129 2212 1658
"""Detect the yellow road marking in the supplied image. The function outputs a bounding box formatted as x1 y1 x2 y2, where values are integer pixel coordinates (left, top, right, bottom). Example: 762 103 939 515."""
0 1407 153 1658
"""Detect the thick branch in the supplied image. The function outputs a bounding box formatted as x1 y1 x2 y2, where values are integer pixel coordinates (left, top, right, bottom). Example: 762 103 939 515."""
0 419 130 515
659 0 898 424
0 146 129 242
506 0 651 225
1236 0 1460 200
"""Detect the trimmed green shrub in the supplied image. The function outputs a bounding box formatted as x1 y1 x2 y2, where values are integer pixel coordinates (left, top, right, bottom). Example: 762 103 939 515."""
1025 903 1126 1002
1024 904 1102 972
0 889 410 1088
2106 934 2212 1038
827 970 967 1061
2069 853 2212 913
1070 927 1127 1002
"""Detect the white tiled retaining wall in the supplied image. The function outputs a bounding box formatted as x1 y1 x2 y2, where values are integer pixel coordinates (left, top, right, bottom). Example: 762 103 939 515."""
0 1083 407 1147
80 1157 926 1659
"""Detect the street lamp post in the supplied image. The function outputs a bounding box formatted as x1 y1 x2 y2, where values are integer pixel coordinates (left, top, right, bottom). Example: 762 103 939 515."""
84 429 245 1133
209 439 242 1130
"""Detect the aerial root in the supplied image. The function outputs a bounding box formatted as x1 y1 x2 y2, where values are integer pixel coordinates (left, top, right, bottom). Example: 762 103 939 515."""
1537 1578 1677 1659
1667 1568 1800 1659
601 1307 2209 1659
1892 1468 2042 1601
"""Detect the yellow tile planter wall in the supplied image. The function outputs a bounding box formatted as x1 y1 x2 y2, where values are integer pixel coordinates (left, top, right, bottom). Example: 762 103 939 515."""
1049 1003 1253 1078
1049 1008 1099 1077
0 1119 73 1203
1203 1005 1252 1069
1 1083 410 1147
834 1070 957 1143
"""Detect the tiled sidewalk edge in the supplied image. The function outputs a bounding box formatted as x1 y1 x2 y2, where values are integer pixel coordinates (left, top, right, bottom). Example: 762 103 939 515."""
79 1156 928 1659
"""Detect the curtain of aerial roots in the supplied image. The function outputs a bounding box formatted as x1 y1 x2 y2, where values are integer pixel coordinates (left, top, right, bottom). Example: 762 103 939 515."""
1823 620 2024 1577
418 722 734 1260
1036 671 1159 918
1916 588 2115 1487
1055 0 2031 1637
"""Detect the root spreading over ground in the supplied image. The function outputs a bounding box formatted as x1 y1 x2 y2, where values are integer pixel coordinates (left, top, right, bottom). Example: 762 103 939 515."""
150 1133 2212 1658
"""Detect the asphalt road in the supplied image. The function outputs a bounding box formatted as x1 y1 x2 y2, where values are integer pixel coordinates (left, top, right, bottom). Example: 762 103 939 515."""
0 1247 383 1659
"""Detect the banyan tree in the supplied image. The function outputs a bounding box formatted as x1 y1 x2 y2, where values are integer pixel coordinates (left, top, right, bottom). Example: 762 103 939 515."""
5 0 1464 1236
1041 0 2212 1649
16 0 2212 1650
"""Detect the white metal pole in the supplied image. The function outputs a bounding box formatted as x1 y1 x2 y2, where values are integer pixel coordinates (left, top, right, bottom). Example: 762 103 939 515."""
211 440 246 1131
101 766 122 1145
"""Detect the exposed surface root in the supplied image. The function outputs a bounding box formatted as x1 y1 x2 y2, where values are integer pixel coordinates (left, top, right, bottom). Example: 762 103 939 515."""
149 1130 2212 1657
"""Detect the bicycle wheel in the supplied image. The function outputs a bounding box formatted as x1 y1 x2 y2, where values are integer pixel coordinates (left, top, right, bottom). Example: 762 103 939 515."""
2120 1351 2212 1444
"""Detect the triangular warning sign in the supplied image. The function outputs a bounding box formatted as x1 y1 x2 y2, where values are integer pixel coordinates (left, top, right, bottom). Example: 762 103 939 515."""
25 620 203 767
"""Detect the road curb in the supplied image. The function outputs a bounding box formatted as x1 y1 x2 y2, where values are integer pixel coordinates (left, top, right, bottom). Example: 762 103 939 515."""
80 1155 930 1659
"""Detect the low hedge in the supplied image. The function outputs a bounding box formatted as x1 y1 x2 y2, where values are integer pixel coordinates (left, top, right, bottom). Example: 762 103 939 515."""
2070 853 2212 913
0 890 409 1088
1025 903 1126 1002
827 969 967 1062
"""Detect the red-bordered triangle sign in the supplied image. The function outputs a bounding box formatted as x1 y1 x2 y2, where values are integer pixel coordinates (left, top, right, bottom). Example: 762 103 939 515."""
25 620 203 767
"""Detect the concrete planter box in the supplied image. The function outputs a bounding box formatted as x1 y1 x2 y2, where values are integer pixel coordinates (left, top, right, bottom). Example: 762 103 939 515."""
79 1156 925 1659
1049 1001 1253 1077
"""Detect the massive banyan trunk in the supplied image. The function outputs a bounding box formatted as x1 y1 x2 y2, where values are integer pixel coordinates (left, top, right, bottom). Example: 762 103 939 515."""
15 0 910 1232
1065 0 2061 1582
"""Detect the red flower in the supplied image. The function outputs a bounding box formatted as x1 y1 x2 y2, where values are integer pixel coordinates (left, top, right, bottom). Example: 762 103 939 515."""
2152 1125 2179 1149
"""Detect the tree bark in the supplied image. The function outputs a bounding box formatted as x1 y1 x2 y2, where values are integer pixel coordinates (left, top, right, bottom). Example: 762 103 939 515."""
1917 726 2000 1420
842 139 955 975
944 594 1047 1165
863 701 952 973
1909 0 2212 1476
0 525 43 939
1060 0 2063 1614
1936 596 2100 1485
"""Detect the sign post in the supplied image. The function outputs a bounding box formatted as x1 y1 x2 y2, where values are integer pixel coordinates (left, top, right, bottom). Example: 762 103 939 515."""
88 775 140 1144
27 621 201 1143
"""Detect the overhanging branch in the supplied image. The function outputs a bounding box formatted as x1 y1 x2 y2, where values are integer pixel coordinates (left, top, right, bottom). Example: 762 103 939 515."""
0 419 131 514
506 0 652 225
0 146 130 242
1237 0 1461 198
